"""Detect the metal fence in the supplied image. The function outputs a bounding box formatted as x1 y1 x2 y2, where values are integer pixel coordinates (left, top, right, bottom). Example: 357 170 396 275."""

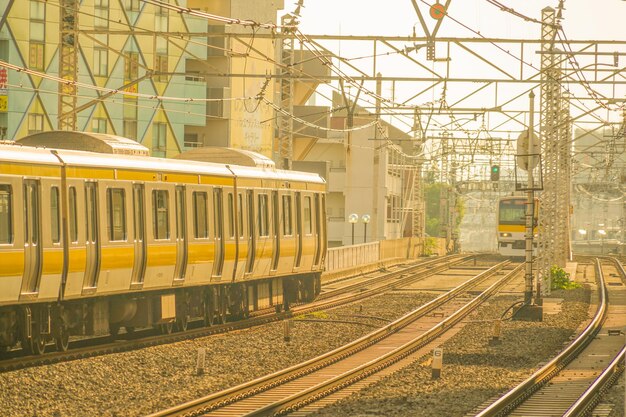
324 237 444 273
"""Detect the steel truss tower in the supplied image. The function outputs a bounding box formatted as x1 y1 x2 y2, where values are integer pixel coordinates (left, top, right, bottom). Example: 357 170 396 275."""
58 0 78 130
412 109 425 239
277 14 295 170
537 7 571 293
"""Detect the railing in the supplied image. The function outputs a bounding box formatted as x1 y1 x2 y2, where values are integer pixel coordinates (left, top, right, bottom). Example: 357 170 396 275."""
325 237 443 273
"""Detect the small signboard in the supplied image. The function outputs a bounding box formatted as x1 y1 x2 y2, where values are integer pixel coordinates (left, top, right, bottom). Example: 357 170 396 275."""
516 130 540 171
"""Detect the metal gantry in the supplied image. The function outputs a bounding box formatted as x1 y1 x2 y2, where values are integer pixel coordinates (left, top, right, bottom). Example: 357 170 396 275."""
277 14 296 170
58 0 78 131
537 6 571 293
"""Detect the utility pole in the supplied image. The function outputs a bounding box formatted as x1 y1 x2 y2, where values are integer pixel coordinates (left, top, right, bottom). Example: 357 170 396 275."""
58 0 78 131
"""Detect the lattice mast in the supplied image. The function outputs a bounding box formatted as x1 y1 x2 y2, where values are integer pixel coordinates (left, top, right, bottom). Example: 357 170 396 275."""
277 14 296 170
58 0 78 131
411 109 426 238
537 6 570 293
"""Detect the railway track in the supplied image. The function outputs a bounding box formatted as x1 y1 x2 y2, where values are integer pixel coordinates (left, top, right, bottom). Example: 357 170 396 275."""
474 257 626 417
147 260 521 417
0 254 474 373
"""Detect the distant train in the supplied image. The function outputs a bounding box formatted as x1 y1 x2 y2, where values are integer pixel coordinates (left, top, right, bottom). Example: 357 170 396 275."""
497 195 538 257
0 135 327 354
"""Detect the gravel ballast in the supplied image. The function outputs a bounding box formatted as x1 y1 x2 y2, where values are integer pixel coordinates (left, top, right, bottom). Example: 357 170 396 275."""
310 287 593 417
0 292 434 417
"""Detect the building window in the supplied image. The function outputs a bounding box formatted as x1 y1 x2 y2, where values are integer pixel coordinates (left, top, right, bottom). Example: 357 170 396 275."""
94 48 108 76
28 113 44 134
184 133 200 149
50 187 60 243
29 43 45 71
124 51 139 81
155 7 168 53
124 0 140 12
155 54 168 82
29 1 45 70
152 190 169 240
0 185 13 244
123 120 137 141
94 0 109 28
92 117 107 133
192 192 208 239
107 188 126 241
123 99 137 140
153 122 166 157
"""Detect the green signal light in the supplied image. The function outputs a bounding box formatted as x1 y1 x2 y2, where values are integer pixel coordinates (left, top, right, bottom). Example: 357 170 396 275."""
491 165 499 172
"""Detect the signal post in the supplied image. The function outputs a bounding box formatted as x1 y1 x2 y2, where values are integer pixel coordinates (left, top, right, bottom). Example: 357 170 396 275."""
513 91 543 321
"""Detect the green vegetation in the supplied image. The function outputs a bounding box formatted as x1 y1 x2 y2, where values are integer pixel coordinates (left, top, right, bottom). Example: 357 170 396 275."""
424 182 464 238
424 236 438 256
550 265 581 290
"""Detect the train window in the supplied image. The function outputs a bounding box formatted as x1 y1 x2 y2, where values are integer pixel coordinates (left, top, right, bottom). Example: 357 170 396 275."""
238 193 244 238
0 185 12 244
152 190 169 240
68 187 78 243
282 195 292 235
227 193 235 238
303 196 312 234
107 188 127 241
192 192 208 238
50 187 61 243
258 194 269 237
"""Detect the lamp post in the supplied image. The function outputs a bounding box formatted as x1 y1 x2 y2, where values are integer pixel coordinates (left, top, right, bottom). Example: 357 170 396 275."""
348 213 359 245
362 214 370 243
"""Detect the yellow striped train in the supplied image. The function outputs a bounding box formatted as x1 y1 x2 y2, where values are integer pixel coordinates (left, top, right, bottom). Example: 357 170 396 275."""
0 133 327 354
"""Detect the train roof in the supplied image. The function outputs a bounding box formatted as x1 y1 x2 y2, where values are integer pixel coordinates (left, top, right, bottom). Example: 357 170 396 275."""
0 143 325 185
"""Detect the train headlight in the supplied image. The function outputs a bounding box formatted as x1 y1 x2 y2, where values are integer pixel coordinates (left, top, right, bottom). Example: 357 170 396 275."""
500 233 511 237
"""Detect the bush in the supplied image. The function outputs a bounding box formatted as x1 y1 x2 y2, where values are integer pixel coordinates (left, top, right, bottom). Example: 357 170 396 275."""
550 265 581 290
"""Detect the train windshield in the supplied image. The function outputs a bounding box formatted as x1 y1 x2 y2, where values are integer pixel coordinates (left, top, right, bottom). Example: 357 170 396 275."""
499 199 526 225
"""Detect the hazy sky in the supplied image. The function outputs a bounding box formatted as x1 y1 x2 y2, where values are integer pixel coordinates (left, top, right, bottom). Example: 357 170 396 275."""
273 0 625 132
283 0 625 41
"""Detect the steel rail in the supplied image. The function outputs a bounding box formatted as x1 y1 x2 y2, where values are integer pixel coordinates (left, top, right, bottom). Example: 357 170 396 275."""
147 260 512 417
562 257 626 417
248 262 520 417
474 258 609 417
0 255 469 373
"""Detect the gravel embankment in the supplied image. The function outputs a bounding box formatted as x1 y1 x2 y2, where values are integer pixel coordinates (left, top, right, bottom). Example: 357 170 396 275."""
310 287 592 417
0 292 434 417
603 371 625 417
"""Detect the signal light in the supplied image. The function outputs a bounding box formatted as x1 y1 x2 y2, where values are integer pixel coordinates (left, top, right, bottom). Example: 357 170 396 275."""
490 165 500 181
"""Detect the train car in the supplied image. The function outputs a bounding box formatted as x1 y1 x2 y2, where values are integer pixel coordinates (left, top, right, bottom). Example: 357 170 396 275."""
497 195 538 257
0 136 327 354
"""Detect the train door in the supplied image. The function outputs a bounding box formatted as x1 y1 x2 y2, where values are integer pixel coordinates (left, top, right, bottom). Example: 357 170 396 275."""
21 179 42 295
294 191 302 269
212 188 224 277
245 190 255 274
174 186 187 281
83 182 100 290
313 193 322 268
271 190 280 272
131 184 146 286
